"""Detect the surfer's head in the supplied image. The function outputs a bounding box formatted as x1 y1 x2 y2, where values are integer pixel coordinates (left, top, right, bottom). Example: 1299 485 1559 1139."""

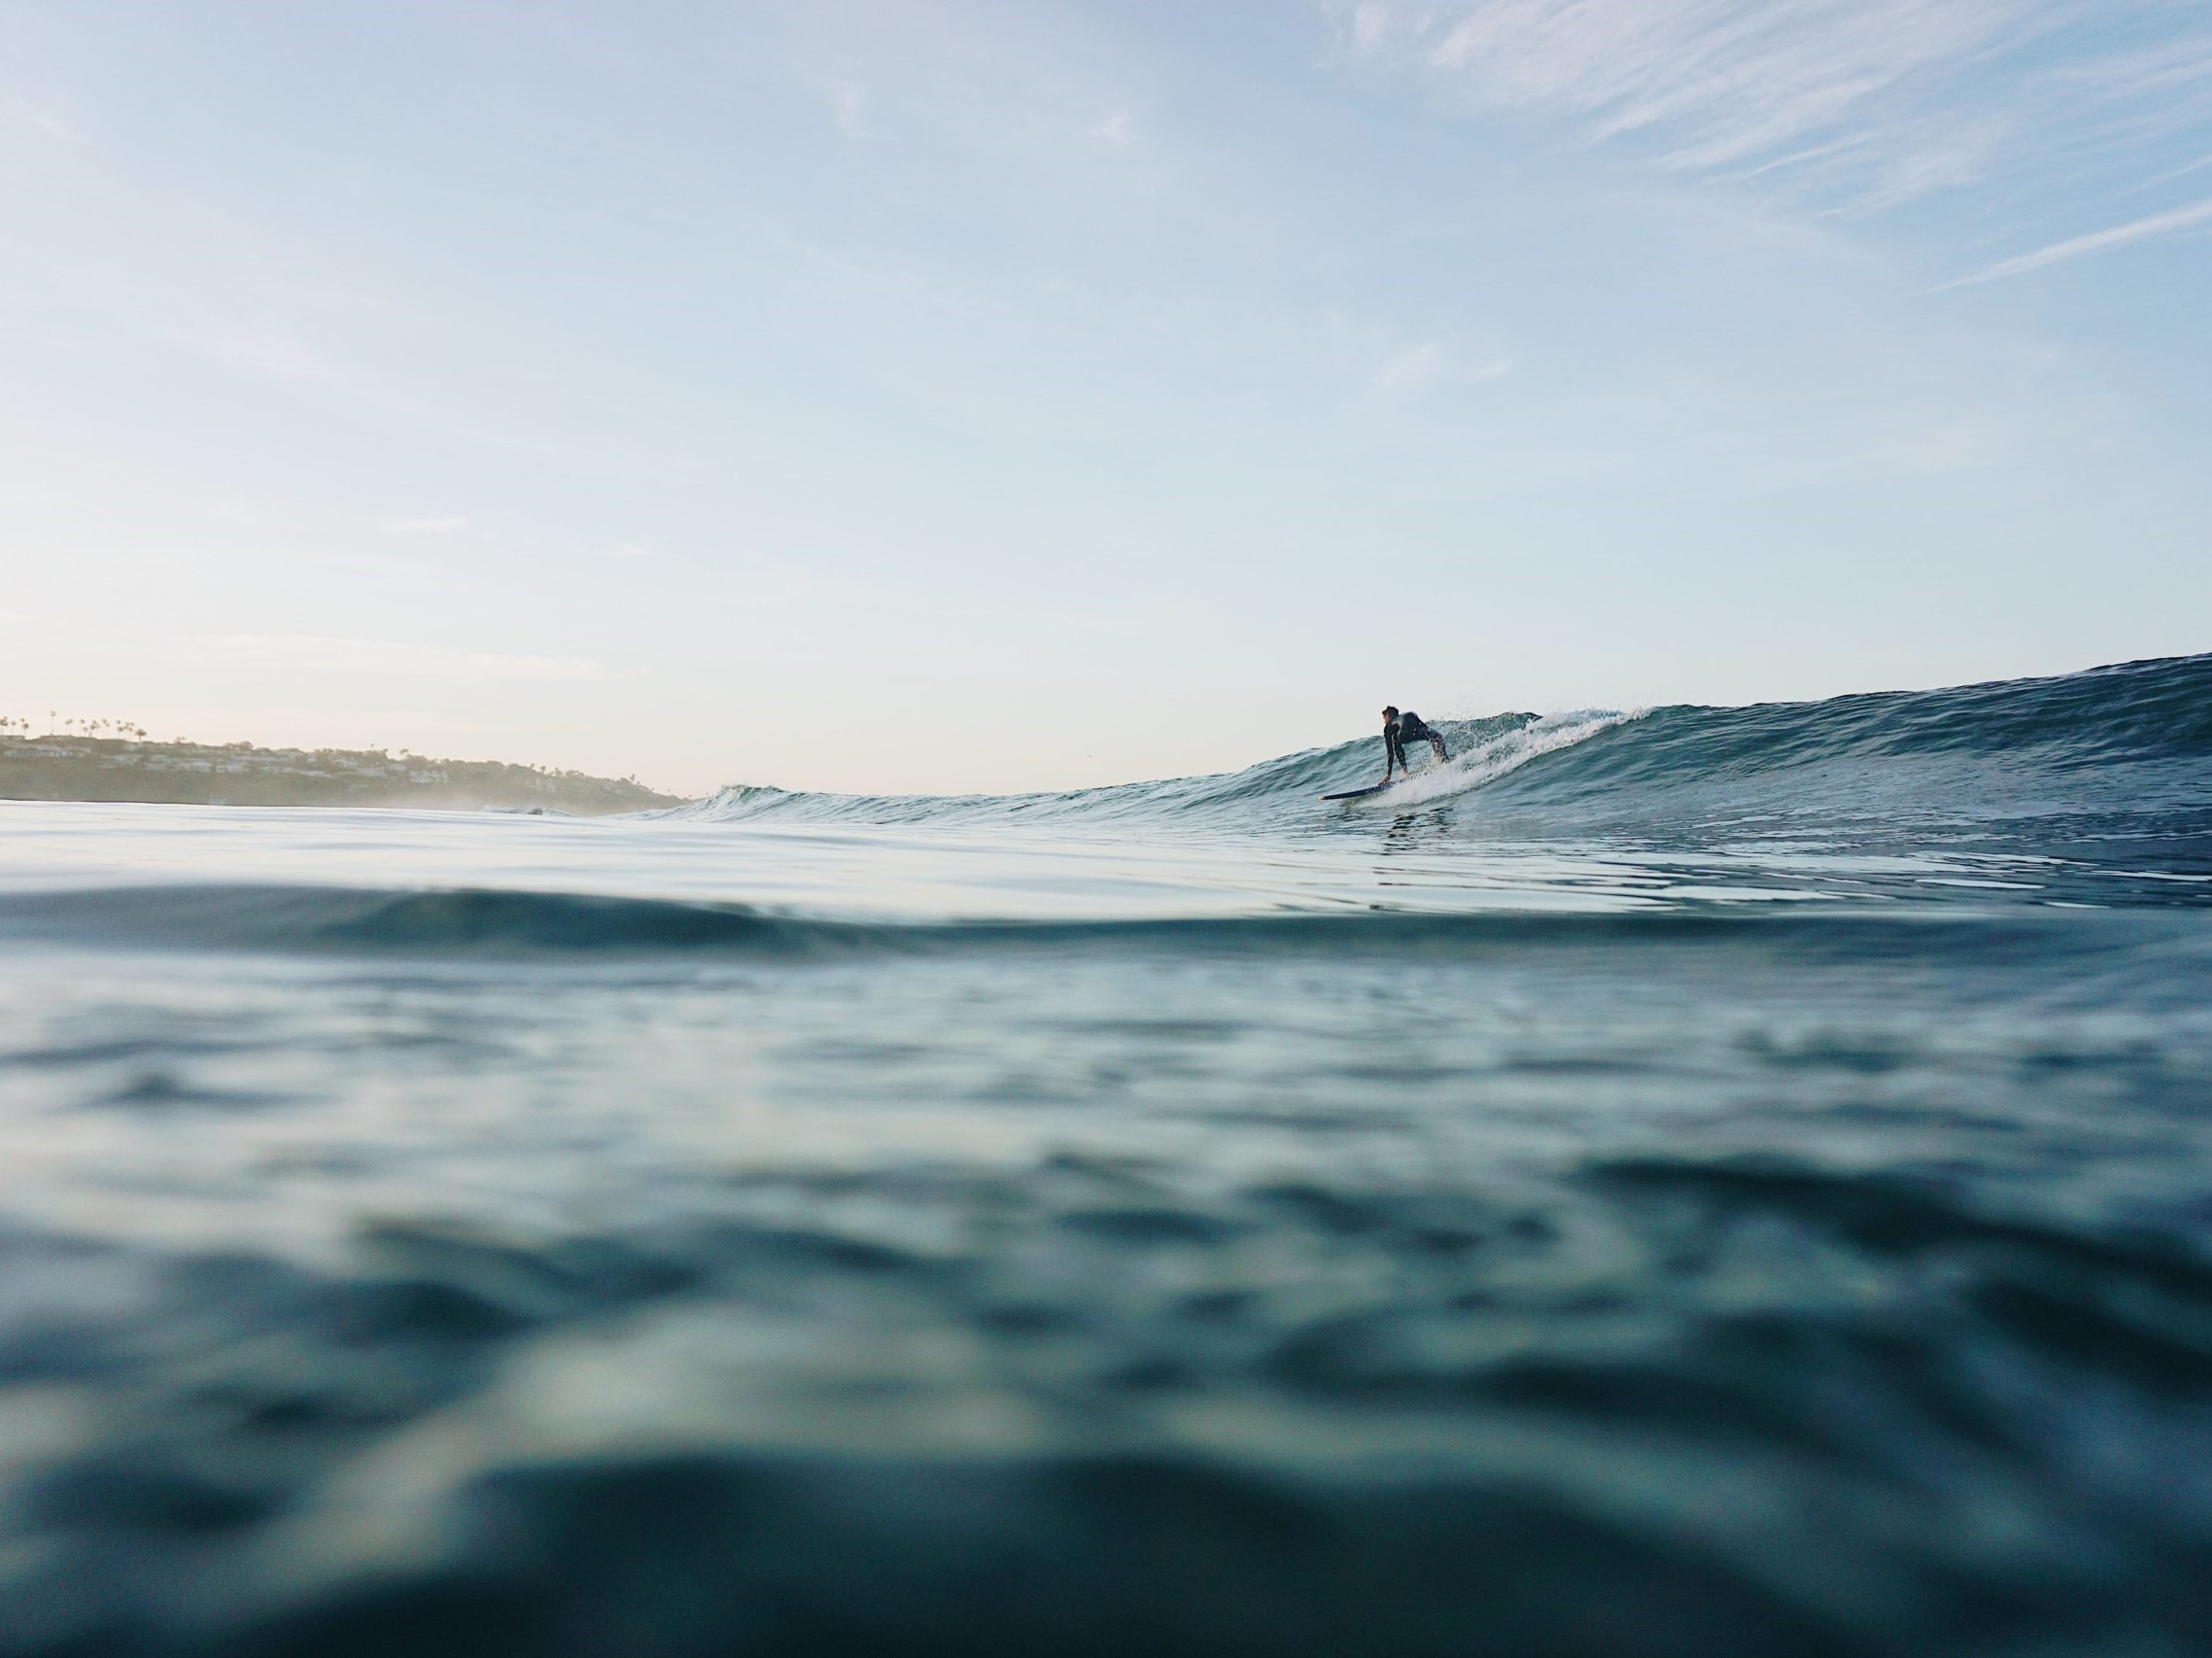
1382 706 1399 721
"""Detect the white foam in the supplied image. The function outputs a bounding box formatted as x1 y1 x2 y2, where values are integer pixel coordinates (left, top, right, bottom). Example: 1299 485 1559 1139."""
1348 708 1645 809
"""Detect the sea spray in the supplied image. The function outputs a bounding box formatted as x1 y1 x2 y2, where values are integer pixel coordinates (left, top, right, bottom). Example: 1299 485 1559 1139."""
1333 708 1645 810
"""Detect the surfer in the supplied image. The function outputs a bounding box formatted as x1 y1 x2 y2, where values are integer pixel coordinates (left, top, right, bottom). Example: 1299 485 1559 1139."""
1382 706 1450 780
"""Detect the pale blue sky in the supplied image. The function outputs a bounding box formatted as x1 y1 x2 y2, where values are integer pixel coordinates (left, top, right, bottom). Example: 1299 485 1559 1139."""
3 0 2208 795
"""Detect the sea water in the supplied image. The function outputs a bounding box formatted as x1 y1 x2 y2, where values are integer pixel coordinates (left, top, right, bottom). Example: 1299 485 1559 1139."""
1 656 2208 1656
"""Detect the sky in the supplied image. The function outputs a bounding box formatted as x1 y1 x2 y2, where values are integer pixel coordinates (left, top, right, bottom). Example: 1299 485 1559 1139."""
2 0 2208 797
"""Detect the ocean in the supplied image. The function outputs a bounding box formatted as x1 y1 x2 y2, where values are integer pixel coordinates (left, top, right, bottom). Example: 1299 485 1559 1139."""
1 654 2209 1657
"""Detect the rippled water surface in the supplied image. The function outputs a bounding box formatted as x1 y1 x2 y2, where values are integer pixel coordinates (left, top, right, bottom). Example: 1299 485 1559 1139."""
2 656 2210 1656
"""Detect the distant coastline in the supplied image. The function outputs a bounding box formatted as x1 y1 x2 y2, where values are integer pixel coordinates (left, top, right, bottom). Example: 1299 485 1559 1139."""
0 732 687 814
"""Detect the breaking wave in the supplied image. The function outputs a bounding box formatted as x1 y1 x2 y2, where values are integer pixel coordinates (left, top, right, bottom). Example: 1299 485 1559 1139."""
667 653 2212 838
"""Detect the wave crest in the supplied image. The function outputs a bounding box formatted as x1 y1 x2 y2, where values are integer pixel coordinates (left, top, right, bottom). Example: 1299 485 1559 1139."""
664 653 2211 833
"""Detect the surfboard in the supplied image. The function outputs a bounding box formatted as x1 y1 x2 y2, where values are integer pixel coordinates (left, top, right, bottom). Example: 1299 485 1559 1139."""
1321 780 1400 801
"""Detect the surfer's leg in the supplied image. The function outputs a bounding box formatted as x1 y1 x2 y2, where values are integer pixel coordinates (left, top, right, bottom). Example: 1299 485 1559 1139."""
1430 732 1450 763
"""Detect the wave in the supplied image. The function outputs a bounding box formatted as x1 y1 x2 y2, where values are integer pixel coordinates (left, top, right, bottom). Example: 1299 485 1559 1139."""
4 658 2193 961
666 654 2212 836
1 881 2201 960
1484 651 2212 802
659 710 1561 832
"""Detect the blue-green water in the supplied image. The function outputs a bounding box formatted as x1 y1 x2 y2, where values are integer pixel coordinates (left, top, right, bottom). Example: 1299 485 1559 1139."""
2 656 2210 1656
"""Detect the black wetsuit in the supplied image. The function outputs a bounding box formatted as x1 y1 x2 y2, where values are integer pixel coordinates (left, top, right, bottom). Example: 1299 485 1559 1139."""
1385 710 1450 777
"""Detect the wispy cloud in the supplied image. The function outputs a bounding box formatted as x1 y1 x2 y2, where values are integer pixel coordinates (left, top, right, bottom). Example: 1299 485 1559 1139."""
170 635 603 681
738 5 1158 175
159 320 359 391
1332 2 2212 225
1372 339 1515 396
1337 0 2034 171
822 78 870 140
2132 150 2212 195
1089 108 1138 148
150 317 543 452
6 97 90 146
1376 339 1447 393
384 514 468 535
1950 193 2212 284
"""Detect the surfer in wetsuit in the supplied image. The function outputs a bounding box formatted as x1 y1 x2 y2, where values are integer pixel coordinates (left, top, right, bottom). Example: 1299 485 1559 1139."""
1382 706 1450 780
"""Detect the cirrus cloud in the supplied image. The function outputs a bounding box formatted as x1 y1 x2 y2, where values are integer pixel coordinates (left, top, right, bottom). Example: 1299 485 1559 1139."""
1331 0 2212 234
